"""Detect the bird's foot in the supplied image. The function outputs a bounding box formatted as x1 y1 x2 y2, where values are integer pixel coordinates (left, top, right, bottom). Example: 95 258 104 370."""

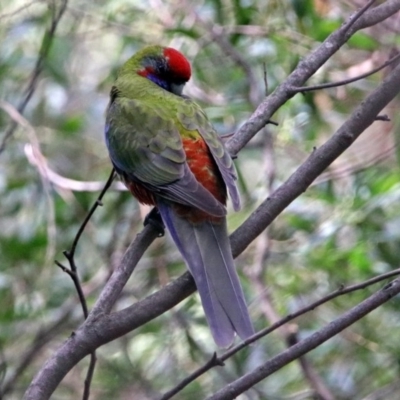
144 207 165 237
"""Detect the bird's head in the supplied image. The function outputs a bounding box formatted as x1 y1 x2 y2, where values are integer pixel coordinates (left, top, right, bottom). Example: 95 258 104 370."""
120 45 192 96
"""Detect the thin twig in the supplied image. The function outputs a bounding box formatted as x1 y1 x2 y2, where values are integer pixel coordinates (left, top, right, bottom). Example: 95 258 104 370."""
68 169 116 259
262 62 268 96
83 353 97 400
55 169 115 318
56 260 89 318
375 114 391 121
55 169 115 400
342 0 377 35
160 353 224 400
89 222 161 317
289 51 400 93
24 143 126 192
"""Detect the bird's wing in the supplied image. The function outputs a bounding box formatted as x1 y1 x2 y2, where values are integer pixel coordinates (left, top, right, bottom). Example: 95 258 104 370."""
177 98 241 211
105 97 226 216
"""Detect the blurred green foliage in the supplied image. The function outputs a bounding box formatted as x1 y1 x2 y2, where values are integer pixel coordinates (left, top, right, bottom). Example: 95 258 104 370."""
1 0 400 399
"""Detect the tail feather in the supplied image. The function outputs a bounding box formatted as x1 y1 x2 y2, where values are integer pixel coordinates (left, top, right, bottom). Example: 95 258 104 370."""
157 200 254 347
195 223 254 341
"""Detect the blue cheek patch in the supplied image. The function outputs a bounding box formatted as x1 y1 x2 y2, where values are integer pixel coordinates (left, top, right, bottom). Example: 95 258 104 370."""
147 73 170 91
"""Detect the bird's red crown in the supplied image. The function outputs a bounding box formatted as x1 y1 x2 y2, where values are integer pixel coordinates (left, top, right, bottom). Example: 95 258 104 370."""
163 48 191 82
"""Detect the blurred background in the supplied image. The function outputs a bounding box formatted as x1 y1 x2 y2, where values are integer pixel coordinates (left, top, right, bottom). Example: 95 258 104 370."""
1 0 400 399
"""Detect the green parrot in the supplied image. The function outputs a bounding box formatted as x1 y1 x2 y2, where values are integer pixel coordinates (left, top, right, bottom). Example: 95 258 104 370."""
105 45 254 347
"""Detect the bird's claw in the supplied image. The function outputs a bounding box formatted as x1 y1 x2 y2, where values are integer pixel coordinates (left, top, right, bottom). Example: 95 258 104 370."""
144 207 165 237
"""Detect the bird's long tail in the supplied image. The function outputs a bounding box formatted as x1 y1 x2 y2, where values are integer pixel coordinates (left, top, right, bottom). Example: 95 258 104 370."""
157 201 254 347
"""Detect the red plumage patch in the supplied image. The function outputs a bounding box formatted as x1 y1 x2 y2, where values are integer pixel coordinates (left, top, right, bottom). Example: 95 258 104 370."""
124 136 226 223
137 68 153 78
182 137 226 204
126 181 155 206
175 137 227 223
163 48 191 82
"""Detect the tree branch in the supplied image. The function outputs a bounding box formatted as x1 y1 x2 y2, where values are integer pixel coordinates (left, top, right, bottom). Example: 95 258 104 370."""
226 0 400 156
206 279 400 400
54 169 114 400
289 51 400 93
160 265 400 399
230 59 400 256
